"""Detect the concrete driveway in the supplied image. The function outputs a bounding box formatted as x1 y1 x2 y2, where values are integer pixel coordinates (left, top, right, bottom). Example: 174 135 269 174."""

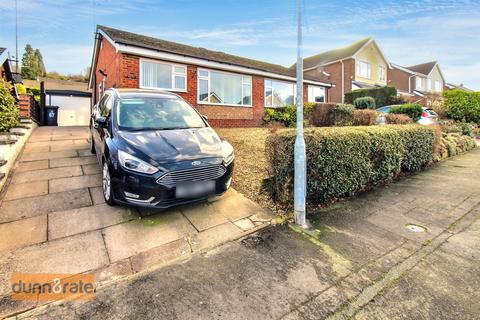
0 126 273 318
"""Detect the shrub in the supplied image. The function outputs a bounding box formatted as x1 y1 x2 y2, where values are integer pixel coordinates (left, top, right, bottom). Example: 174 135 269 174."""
329 104 354 126
444 89 480 124
309 103 336 126
345 86 398 107
353 96 376 110
263 102 315 127
26 87 41 101
435 132 476 161
0 80 20 132
353 109 378 126
265 125 434 207
385 114 412 124
390 104 423 122
15 83 27 94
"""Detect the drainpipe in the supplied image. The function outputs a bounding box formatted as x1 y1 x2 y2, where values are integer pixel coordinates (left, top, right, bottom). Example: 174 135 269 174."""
340 60 345 103
408 75 415 93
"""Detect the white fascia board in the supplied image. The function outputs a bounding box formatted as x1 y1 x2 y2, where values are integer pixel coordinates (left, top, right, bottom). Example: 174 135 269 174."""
353 39 392 69
117 44 332 87
88 30 120 89
427 63 445 83
0 50 8 65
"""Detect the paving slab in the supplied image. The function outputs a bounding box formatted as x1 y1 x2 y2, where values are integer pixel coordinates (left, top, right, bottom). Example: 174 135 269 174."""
212 193 263 222
48 204 136 240
82 163 101 175
11 166 83 184
77 149 93 157
180 202 229 231
233 217 256 231
189 221 243 252
103 210 197 262
22 145 50 153
89 186 105 205
0 231 109 296
49 143 90 152
3 180 48 201
92 259 133 285
49 173 102 193
0 215 47 252
0 189 92 223
130 238 191 273
14 160 49 173
21 150 78 162
49 155 97 168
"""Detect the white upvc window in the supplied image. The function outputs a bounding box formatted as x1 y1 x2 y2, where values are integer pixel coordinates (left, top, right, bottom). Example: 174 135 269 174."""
416 77 423 90
307 85 325 103
356 61 371 79
265 79 296 108
427 79 432 91
140 59 187 91
197 69 252 107
378 66 386 82
435 80 442 92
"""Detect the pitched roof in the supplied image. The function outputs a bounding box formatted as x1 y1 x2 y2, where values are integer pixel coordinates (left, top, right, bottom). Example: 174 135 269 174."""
97 25 329 84
295 37 373 69
406 61 437 75
0 48 5 56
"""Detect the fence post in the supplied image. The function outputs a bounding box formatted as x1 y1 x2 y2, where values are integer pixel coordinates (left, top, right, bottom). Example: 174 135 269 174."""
40 81 46 125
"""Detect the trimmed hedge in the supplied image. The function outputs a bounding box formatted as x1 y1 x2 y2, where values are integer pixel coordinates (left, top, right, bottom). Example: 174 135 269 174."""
353 109 378 126
435 132 476 161
385 114 412 124
444 89 480 124
353 97 376 109
390 104 423 122
265 125 435 207
345 86 399 107
263 103 315 127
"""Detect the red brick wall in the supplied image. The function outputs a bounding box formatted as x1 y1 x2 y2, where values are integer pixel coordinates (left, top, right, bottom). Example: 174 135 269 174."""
94 45 328 127
388 67 413 94
92 38 122 105
18 94 33 117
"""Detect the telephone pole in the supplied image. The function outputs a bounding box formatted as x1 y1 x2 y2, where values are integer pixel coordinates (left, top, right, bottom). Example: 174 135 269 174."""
15 0 19 72
294 0 307 227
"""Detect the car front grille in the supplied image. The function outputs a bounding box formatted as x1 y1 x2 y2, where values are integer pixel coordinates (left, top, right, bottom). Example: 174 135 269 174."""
156 165 227 187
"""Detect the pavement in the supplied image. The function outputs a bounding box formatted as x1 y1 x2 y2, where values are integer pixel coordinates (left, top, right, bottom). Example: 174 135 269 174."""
9 139 480 319
0 126 274 318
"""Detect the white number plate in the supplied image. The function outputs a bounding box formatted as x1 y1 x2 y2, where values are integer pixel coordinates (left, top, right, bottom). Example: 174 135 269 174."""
175 181 215 198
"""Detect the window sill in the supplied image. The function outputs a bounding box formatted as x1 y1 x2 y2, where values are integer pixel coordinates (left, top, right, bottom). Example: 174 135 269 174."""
196 102 253 108
139 86 188 93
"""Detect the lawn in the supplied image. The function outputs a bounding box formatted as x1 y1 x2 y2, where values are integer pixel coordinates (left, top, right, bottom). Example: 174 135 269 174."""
215 128 276 211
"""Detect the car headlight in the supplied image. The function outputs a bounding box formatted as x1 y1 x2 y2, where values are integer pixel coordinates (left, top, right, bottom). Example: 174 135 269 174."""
118 150 158 174
222 140 234 165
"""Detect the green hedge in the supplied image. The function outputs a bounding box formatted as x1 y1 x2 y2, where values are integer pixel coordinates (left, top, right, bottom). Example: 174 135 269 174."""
444 89 480 124
353 96 376 109
266 125 435 207
0 80 19 132
345 86 399 107
390 104 423 122
263 103 315 127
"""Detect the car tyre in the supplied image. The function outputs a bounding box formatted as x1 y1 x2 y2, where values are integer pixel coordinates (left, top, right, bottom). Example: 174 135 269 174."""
90 132 96 154
102 161 115 206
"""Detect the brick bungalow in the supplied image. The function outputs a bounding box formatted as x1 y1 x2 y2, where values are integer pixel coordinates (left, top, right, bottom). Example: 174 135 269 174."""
88 26 332 127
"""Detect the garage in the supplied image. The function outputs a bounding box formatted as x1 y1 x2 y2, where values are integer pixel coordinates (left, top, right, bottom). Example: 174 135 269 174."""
46 89 91 126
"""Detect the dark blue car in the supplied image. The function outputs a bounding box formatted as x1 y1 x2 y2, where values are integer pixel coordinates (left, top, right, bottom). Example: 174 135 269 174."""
90 89 234 208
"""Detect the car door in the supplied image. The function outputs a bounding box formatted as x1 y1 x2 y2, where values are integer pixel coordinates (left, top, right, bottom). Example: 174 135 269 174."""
93 93 113 158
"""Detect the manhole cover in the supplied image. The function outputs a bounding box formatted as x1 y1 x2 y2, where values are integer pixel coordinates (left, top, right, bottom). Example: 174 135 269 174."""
405 224 427 233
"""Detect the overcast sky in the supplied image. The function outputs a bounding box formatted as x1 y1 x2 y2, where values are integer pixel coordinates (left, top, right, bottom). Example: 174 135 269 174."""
0 0 479 90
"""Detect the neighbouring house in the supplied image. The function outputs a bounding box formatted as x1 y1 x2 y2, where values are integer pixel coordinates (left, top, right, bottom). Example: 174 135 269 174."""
88 25 332 127
444 83 473 92
293 37 390 103
0 47 22 99
388 61 445 102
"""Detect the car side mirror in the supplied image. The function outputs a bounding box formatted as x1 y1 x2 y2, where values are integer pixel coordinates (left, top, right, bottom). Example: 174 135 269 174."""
202 115 208 122
95 117 108 128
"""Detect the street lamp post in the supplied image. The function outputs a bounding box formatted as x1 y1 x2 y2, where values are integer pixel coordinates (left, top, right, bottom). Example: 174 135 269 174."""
294 0 307 227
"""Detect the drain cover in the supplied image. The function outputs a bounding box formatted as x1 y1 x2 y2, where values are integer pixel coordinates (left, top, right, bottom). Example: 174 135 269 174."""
405 224 427 233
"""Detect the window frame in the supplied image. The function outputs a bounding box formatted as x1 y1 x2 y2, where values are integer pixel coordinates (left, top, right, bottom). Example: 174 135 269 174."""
307 85 326 103
264 78 296 108
416 77 423 90
378 66 386 82
197 68 253 107
139 58 188 92
356 60 372 79
434 80 442 92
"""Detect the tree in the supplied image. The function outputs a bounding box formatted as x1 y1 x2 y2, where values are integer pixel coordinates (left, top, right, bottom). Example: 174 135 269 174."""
34 49 46 77
21 44 36 80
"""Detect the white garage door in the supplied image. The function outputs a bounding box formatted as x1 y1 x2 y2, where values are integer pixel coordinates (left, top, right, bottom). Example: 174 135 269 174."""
47 95 91 126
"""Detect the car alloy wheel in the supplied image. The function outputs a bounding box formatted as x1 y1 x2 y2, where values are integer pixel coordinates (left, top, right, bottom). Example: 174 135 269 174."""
102 162 114 205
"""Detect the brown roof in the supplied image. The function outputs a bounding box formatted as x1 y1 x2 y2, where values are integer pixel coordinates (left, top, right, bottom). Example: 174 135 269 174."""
293 37 373 69
23 78 88 92
406 61 437 75
97 25 330 85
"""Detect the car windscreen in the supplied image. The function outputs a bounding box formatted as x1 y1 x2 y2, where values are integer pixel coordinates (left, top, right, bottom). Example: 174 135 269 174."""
116 97 206 131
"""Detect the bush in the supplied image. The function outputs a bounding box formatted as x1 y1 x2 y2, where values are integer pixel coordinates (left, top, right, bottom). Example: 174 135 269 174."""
26 87 41 101
15 83 27 94
265 125 435 207
385 114 412 124
435 132 476 161
345 86 398 107
329 104 354 126
263 102 315 127
353 109 378 126
353 96 376 110
0 80 20 132
444 89 480 124
390 104 423 122
309 103 336 126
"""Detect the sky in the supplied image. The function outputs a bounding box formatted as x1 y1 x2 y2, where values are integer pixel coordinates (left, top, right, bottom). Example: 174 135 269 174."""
0 0 479 90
